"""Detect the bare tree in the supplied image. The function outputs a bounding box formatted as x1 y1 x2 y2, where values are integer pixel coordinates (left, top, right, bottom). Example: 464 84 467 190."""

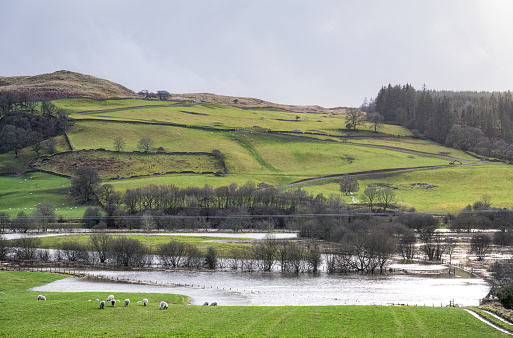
31 203 55 232
58 241 89 262
361 187 380 211
137 136 154 153
470 233 492 261
378 188 398 211
398 230 416 261
446 238 457 265
254 234 277 272
0 235 10 259
345 108 365 130
339 175 359 195
90 233 113 264
158 240 188 268
12 237 41 260
113 137 126 152
367 113 384 132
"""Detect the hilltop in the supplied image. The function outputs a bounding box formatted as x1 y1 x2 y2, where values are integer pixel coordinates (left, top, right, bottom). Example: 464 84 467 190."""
0 70 139 100
0 70 346 114
171 92 347 114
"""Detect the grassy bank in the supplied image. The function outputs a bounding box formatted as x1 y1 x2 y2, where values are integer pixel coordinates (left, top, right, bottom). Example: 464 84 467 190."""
0 271 505 337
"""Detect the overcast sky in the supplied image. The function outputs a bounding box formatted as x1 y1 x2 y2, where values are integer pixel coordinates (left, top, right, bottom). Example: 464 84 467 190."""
1 1 513 107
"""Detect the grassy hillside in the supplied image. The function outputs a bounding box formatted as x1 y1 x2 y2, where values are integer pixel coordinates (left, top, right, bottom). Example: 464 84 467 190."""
0 70 139 100
0 271 505 337
0 91 508 215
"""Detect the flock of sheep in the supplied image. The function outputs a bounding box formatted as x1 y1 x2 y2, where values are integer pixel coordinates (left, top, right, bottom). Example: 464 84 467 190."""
37 294 217 309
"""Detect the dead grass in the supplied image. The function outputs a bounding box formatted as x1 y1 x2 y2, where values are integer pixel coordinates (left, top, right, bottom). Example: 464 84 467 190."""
0 70 139 100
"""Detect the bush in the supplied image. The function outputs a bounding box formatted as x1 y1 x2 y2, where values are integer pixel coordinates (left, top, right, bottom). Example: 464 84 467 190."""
498 286 513 309
110 237 150 267
58 241 89 262
205 247 217 269
395 213 438 230
11 237 41 260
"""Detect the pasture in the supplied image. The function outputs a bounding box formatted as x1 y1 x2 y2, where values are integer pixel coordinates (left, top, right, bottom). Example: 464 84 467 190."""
0 271 505 337
297 163 513 211
30 150 224 179
0 97 509 216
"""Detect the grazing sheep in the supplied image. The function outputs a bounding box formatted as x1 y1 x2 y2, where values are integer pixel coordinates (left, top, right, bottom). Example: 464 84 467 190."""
110 300 116 307
100 301 105 309
37 295 46 301
115 300 120 303
107 295 114 302
125 299 130 307
210 302 217 306
160 301 168 310
95 299 100 301
202 302 209 306
143 298 148 306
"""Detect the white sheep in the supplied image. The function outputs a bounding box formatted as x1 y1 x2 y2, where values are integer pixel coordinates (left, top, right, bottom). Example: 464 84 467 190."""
37 295 46 301
125 299 130 307
100 301 105 309
160 301 168 310
107 295 114 302
110 299 116 307
143 298 148 306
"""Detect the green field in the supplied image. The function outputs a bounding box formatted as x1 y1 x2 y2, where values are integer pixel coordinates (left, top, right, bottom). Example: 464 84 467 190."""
0 271 505 337
0 98 510 216
32 234 251 255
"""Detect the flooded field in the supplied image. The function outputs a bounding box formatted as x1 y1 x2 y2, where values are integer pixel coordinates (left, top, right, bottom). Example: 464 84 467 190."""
32 267 489 307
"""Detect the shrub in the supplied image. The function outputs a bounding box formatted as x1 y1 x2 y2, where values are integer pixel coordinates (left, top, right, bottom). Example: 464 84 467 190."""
110 237 149 267
205 247 218 270
58 241 90 262
11 237 41 260
498 286 513 309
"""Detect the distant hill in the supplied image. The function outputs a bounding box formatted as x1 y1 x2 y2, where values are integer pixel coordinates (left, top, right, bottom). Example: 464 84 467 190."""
0 70 139 100
171 93 347 115
0 70 346 114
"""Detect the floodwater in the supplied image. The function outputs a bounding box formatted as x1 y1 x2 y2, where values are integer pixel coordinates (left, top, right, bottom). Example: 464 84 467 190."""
16 230 489 307
32 268 489 307
2 231 296 241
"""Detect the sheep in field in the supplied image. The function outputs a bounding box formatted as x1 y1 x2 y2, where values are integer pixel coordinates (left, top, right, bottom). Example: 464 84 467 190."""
100 301 105 309
210 302 217 306
202 302 209 306
160 301 168 310
143 298 148 306
107 295 114 302
37 295 46 301
125 299 130 307
110 300 116 307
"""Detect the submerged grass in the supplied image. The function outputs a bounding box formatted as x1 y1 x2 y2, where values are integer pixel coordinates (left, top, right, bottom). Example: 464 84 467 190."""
0 271 505 337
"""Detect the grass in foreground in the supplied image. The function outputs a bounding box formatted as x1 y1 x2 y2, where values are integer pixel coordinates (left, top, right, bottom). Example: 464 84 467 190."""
0 271 506 337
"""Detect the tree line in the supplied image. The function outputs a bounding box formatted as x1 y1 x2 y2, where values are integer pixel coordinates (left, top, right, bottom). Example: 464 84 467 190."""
366 84 513 160
0 233 323 273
